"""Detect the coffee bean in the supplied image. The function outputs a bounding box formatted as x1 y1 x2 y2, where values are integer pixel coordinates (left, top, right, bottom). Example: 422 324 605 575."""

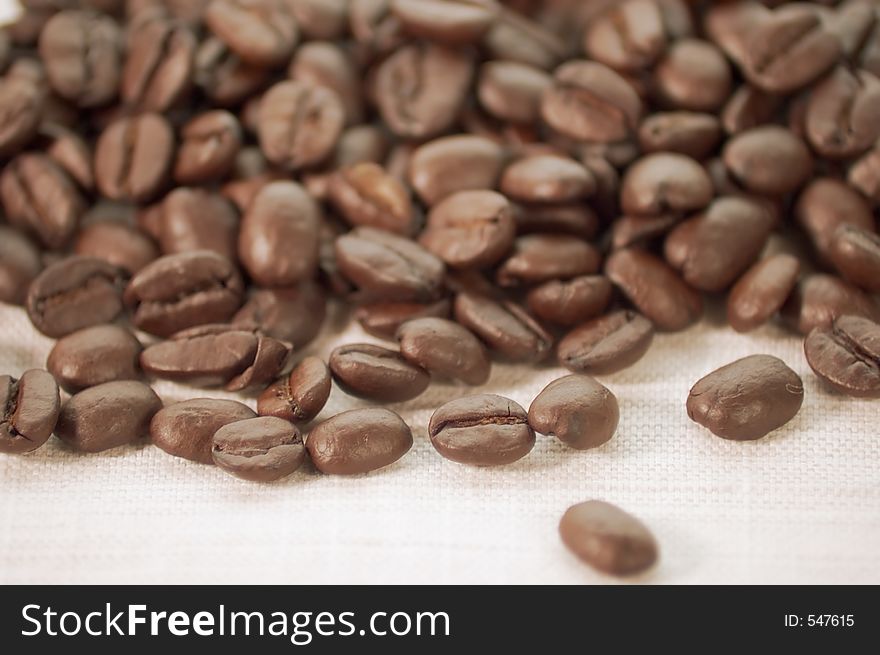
638 112 721 160
0 369 60 455
335 227 445 302
721 85 782 135
158 188 239 263
557 310 654 376
526 275 612 328
559 500 658 576
150 398 256 464
258 356 331 422
174 110 241 185
94 113 175 202
513 203 600 240
124 250 244 338
73 221 158 276
496 235 601 287
41 123 94 191
0 74 43 157
727 254 801 334
688 354 804 441
48 324 142 393
238 181 321 287
289 41 364 126
610 214 680 251
795 177 875 264
354 299 451 340
500 154 595 204
484 9 564 71
428 394 535 466
204 0 299 67
194 37 270 107
212 416 305 482
529 374 618 450
1 153 84 250
804 314 880 398
805 66 880 160
454 292 552 363
233 282 326 347
723 126 812 197
419 190 515 270
541 60 642 143
396 317 490 385
390 0 498 44
828 224 880 293
0 226 42 306
605 249 702 332
654 38 731 112
26 256 124 338
620 153 713 217
329 343 430 402
782 273 880 335
477 60 551 124
328 162 416 236
408 135 506 206
55 381 161 453
307 407 413 475
258 80 345 171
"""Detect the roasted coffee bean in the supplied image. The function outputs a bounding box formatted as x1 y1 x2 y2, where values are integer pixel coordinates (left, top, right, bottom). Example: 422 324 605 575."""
500 155 595 204
26 256 124 338
238 181 321 288
174 111 241 184
194 37 270 107
258 80 345 171
805 66 880 160
638 112 721 160
307 407 413 475
428 394 535 466
529 375 619 450
559 500 658 576
514 203 601 239
408 135 505 206
390 0 498 44
687 354 804 441
653 38 731 112
526 275 612 328
55 381 161 453
721 85 782 135
38 10 121 108
727 254 801 334
0 74 44 157
329 343 430 403
723 127 812 197
204 0 299 67
829 225 880 293
804 314 880 398
234 282 326 347
848 141 880 204
1 153 83 250
289 41 364 126
0 227 42 306
328 162 416 236
74 221 158 276
41 123 93 191
541 60 642 143
396 317 491 385
0 370 60 455
605 249 702 332
496 235 601 287
610 214 679 250
354 299 451 340
47 324 142 393
419 190 515 270
94 113 175 202
620 153 712 217
557 310 654 376
160 188 238 262
212 416 305 482
477 60 551 124
258 356 331 423
150 398 256 464
454 292 551 363
335 227 445 302
484 9 564 71
795 177 875 263
782 273 880 335
125 250 244 338
373 42 474 139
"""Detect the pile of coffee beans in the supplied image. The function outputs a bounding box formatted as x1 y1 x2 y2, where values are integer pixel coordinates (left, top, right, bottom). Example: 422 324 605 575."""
2 0 880 577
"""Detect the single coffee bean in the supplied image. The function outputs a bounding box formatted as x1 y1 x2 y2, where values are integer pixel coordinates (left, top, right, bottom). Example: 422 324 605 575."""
496 235 601 287
500 154 595 204
328 162 416 236
390 0 498 44
307 407 413 475
238 181 321 287
419 190 515 270
620 153 712 217
514 203 600 240
703 0 770 66
396 317 491 386
848 142 880 204
212 416 305 482
354 299 451 340
727 254 801 333
174 110 241 185
94 113 175 202
804 314 880 398
125 250 244 338
159 188 239 262
638 112 721 160
828 224 880 293
605 249 702 332
234 282 326 347
805 66 880 160
529 374 619 450
289 41 363 126
0 370 60 455
1 153 83 250
559 500 658 576
204 0 299 67
258 80 345 171
557 310 654 376
407 134 506 206
484 9 564 71
150 398 256 464
335 227 445 302
0 227 42 305
258 356 331 423
74 221 158 276
541 60 642 143
55 381 161 453
428 394 535 466
721 84 782 135
38 10 121 108
26 256 124 338
526 275 612 327
0 74 43 157
610 214 680 251
47 324 142 393
477 60 551 124
688 354 804 441
722 126 812 196
454 292 552 363
795 177 875 264
194 37 270 107
329 343 430 403
782 273 880 335
41 123 94 191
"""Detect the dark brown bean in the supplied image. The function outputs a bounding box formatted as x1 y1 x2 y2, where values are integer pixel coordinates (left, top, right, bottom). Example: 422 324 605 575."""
721 85 782 135
289 41 363 126
194 37 270 107
0 227 42 306
159 188 239 262
258 356 331 423
74 221 158 276
653 38 732 112
354 299 451 340
233 282 326 347
47 324 143 393
0 370 60 455
204 0 299 67
795 178 875 264
174 110 241 184
212 416 305 482
805 66 880 160
638 112 721 160
41 123 93 191
526 275 612 327
454 292 552 363
529 375 619 450
408 135 506 206
727 254 801 334
390 0 498 44
328 162 416 236
150 398 256 464
500 154 595 204
610 214 680 251
396 317 491 385
829 224 880 293
621 153 713 217
329 342 430 403
782 273 880 335
723 127 812 197
496 235 601 287
477 60 551 124
804 314 880 398
557 310 654 376
0 74 44 157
